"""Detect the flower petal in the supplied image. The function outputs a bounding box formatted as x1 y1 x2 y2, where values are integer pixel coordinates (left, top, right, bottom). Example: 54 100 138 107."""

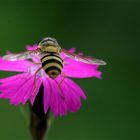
63 59 102 78
58 78 82 113
62 78 87 100
0 73 42 105
0 57 31 72
43 78 68 116
26 44 38 51
48 78 60 117
16 76 42 105
42 76 86 116
0 45 104 117
60 48 102 78
0 73 27 84
0 73 32 104
26 45 40 62
30 77 42 105
10 75 34 105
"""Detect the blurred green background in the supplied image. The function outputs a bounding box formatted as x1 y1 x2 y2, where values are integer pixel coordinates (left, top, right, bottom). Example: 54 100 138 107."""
0 0 140 140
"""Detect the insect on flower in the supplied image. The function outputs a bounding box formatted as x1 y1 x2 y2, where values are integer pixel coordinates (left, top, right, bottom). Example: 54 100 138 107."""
3 37 106 79
0 37 106 116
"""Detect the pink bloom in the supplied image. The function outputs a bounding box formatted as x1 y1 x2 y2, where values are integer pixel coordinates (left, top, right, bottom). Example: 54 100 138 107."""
0 45 102 117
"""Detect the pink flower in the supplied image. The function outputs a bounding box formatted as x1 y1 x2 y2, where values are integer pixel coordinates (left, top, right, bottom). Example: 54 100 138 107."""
0 45 102 117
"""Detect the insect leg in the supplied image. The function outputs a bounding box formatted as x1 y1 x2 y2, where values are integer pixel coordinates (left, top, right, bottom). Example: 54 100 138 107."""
57 72 67 99
32 62 41 65
54 79 65 100
27 63 41 74
58 73 65 89
29 48 41 54
63 61 69 66
31 67 43 96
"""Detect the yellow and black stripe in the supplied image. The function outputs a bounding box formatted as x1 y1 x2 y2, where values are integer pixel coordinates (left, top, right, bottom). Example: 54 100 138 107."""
41 53 63 79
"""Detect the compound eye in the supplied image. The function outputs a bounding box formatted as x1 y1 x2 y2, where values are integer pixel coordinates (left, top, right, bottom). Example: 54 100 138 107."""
38 37 59 47
40 41 48 46
38 39 48 46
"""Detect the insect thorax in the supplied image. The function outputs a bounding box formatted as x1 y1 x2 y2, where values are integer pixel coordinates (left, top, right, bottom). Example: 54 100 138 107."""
41 52 63 79
39 45 61 54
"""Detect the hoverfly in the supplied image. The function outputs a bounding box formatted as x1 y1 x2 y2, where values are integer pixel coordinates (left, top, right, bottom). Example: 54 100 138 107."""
3 37 106 79
3 37 106 97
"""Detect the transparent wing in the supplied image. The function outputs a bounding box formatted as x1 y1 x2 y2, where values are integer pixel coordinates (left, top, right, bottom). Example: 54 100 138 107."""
3 51 32 61
61 49 106 65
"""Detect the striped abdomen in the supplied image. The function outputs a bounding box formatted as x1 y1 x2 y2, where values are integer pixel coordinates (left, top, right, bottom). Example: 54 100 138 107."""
41 53 63 79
